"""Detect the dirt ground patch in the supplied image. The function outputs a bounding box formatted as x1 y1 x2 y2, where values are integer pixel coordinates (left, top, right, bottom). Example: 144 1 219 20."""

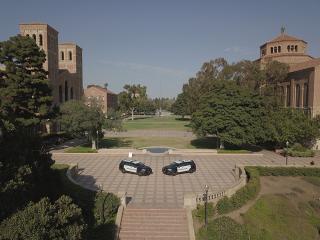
226 176 320 223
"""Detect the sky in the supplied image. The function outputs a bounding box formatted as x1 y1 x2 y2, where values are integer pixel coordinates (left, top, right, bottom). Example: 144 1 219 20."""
1 0 320 98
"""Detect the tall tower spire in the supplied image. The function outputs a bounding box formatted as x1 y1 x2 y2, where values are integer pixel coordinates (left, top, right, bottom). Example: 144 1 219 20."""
281 26 286 35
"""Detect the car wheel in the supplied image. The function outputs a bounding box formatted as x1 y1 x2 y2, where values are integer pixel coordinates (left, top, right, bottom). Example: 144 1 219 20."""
121 168 126 173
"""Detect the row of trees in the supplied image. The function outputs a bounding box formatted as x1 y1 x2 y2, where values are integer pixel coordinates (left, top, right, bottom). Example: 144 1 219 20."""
118 84 174 119
0 35 118 239
173 58 320 148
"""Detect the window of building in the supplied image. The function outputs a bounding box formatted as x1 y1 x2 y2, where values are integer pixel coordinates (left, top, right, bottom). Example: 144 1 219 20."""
61 51 64 60
39 34 43 46
280 86 285 104
32 34 36 42
65 81 68 102
286 85 291 106
295 45 298 52
278 46 281 53
291 45 295 52
70 87 73 99
304 83 308 107
59 85 63 103
271 47 274 54
69 51 72 60
296 84 300 107
274 47 278 53
287 45 290 52
26 34 30 37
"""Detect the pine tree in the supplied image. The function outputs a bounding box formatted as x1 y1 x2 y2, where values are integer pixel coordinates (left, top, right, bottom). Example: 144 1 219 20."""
0 35 52 131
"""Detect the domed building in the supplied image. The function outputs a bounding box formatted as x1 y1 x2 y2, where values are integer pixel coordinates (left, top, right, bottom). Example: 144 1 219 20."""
258 29 320 117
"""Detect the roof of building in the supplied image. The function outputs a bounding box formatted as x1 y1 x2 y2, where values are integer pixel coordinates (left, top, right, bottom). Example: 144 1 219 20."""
19 22 59 34
261 33 307 47
289 58 320 73
86 85 117 95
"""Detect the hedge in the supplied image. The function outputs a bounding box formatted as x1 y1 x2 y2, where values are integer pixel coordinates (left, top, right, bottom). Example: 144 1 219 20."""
256 166 320 177
216 166 320 215
216 167 260 214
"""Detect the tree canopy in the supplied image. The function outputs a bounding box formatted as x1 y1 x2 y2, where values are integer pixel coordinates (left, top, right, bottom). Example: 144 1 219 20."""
118 84 148 120
0 35 52 132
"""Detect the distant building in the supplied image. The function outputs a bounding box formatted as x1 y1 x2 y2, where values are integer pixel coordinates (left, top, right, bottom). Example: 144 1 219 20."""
84 85 118 114
257 30 320 117
19 23 83 105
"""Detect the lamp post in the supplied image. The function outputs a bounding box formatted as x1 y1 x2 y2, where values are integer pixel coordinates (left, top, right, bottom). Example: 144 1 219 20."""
286 141 289 165
203 184 209 227
96 130 99 150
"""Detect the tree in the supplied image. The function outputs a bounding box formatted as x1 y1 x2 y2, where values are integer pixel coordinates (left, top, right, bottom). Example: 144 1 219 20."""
171 93 189 118
0 35 54 221
118 84 147 120
191 80 267 147
59 99 105 149
0 196 86 240
266 108 320 148
0 35 52 132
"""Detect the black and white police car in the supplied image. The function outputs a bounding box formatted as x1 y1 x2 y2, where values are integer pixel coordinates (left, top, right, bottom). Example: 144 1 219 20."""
119 159 152 176
162 160 196 175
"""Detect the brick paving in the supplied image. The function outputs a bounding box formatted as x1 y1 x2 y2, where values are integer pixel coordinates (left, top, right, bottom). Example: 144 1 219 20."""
53 150 320 207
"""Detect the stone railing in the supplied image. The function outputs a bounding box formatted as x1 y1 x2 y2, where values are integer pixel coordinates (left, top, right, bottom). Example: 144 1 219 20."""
184 165 247 209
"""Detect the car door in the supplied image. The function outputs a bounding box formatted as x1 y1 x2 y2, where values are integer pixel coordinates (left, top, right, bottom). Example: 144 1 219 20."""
177 162 191 173
124 162 137 173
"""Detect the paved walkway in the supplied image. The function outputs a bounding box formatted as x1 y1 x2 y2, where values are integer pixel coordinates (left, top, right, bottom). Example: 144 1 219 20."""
52 150 320 207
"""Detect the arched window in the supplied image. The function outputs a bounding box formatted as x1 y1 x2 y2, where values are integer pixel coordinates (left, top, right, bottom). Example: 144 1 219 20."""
291 45 295 51
296 84 300 107
26 34 30 37
286 85 291 107
278 46 281 53
304 83 308 107
39 34 43 46
70 87 74 99
32 34 36 42
274 47 278 53
61 51 64 60
287 45 290 52
68 51 72 60
271 47 274 54
65 81 68 101
295 45 298 52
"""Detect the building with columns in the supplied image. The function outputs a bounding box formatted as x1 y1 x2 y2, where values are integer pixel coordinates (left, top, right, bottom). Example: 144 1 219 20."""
257 30 320 117
19 23 83 105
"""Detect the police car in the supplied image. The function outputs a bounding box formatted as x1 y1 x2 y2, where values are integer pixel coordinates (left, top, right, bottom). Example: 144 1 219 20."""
119 159 152 176
162 160 196 175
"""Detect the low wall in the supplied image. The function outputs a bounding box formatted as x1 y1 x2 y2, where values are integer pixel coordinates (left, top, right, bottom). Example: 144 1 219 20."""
184 165 247 209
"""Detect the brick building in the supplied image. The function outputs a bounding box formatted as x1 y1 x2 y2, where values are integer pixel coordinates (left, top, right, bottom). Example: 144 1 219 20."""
84 85 118 114
19 23 83 105
257 30 320 117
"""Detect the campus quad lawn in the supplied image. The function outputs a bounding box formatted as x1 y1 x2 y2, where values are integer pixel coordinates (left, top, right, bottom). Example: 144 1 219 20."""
123 115 191 131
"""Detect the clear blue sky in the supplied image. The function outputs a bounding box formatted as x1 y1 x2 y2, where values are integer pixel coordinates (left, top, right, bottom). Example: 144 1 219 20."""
1 0 320 98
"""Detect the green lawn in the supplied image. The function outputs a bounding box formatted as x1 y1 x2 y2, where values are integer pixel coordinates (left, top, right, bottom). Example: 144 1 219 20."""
243 194 320 240
123 115 191 131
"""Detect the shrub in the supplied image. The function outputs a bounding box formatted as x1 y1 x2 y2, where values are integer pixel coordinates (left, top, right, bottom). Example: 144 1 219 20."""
255 166 320 177
193 203 215 222
0 196 86 240
286 143 315 157
197 216 248 240
216 167 260 214
94 192 120 225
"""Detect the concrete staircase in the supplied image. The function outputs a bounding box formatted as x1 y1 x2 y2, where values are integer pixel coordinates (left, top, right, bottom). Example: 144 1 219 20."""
118 207 190 240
